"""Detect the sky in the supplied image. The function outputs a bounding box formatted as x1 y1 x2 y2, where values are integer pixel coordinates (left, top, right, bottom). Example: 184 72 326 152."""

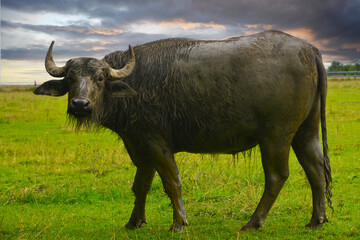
1 0 360 85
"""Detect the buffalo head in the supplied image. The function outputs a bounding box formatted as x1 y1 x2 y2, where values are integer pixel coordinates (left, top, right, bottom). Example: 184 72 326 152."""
34 41 136 119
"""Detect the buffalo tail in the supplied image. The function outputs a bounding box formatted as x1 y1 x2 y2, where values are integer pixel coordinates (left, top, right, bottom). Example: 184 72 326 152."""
316 53 333 211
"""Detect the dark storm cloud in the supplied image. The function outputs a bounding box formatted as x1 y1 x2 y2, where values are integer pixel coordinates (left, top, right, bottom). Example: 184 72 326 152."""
188 0 360 54
2 20 122 38
2 0 360 63
4 0 359 37
2 48 45 61
2 18 168 60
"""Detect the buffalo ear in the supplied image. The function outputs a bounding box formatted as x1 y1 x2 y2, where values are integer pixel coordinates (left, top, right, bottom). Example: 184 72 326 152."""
109 81 137 98
33 80 68 96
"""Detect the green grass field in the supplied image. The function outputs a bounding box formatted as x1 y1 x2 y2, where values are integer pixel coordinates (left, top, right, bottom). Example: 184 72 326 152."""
0 80 359 239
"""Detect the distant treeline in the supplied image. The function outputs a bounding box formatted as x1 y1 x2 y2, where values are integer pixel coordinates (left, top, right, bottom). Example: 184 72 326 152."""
328 61 360 72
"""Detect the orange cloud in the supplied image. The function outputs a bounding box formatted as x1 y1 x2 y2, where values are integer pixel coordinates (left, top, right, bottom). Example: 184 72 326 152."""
245 24 273 30
87 29 123 36
283 27 336 51
128 19 227 36
159 18 226 30
342 43 360 52
243 24 274 35
284 27 315 41
89 41 113 51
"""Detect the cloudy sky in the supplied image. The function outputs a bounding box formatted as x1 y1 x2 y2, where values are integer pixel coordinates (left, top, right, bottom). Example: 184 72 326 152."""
1 0 360 85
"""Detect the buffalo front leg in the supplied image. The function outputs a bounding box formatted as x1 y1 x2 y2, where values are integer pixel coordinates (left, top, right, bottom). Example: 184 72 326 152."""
125 166 156 229
148 139 188 232
157 162 188 232
241 138 291 230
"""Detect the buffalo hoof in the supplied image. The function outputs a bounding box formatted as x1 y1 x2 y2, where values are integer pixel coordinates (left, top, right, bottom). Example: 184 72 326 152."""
305 216 328 229
241 219 264 231
125 218 147 230
169 224 184 233
169 219 188 233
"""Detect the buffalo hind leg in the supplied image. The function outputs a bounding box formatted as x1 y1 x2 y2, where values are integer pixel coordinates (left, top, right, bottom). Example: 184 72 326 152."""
292 128 328 228
241 138 291 230
125 166 156 229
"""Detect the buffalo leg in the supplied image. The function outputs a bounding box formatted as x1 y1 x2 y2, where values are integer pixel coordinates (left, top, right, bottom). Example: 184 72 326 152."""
292 125 328 228
145 139 188 232
125 166 156 229
241 138 291 230
124 136 187 232
138 135 188 232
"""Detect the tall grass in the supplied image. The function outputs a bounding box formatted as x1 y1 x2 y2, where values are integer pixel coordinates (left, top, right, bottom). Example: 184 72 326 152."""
0 81 359 239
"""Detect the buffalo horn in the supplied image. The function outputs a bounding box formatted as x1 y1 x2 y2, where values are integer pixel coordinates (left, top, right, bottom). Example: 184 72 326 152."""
45 41 66 77
109 45 136 80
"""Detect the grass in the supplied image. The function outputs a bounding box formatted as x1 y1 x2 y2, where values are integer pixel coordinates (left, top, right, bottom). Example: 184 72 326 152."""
0 80 359 239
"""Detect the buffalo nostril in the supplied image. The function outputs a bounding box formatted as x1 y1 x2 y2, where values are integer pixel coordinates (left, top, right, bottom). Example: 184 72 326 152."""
72 99 89 107
69 99 92 117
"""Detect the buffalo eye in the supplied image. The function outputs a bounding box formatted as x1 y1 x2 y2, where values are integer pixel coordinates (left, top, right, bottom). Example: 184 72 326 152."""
98 76 103 82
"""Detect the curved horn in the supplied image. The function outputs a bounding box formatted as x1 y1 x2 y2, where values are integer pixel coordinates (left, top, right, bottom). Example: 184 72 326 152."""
45 41 66 77
109 45 136 80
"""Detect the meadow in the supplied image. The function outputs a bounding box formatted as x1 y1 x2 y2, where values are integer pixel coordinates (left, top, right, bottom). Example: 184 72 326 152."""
0 80 359 239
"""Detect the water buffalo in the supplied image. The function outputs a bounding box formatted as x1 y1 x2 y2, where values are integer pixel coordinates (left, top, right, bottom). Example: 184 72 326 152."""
34 30 332 232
